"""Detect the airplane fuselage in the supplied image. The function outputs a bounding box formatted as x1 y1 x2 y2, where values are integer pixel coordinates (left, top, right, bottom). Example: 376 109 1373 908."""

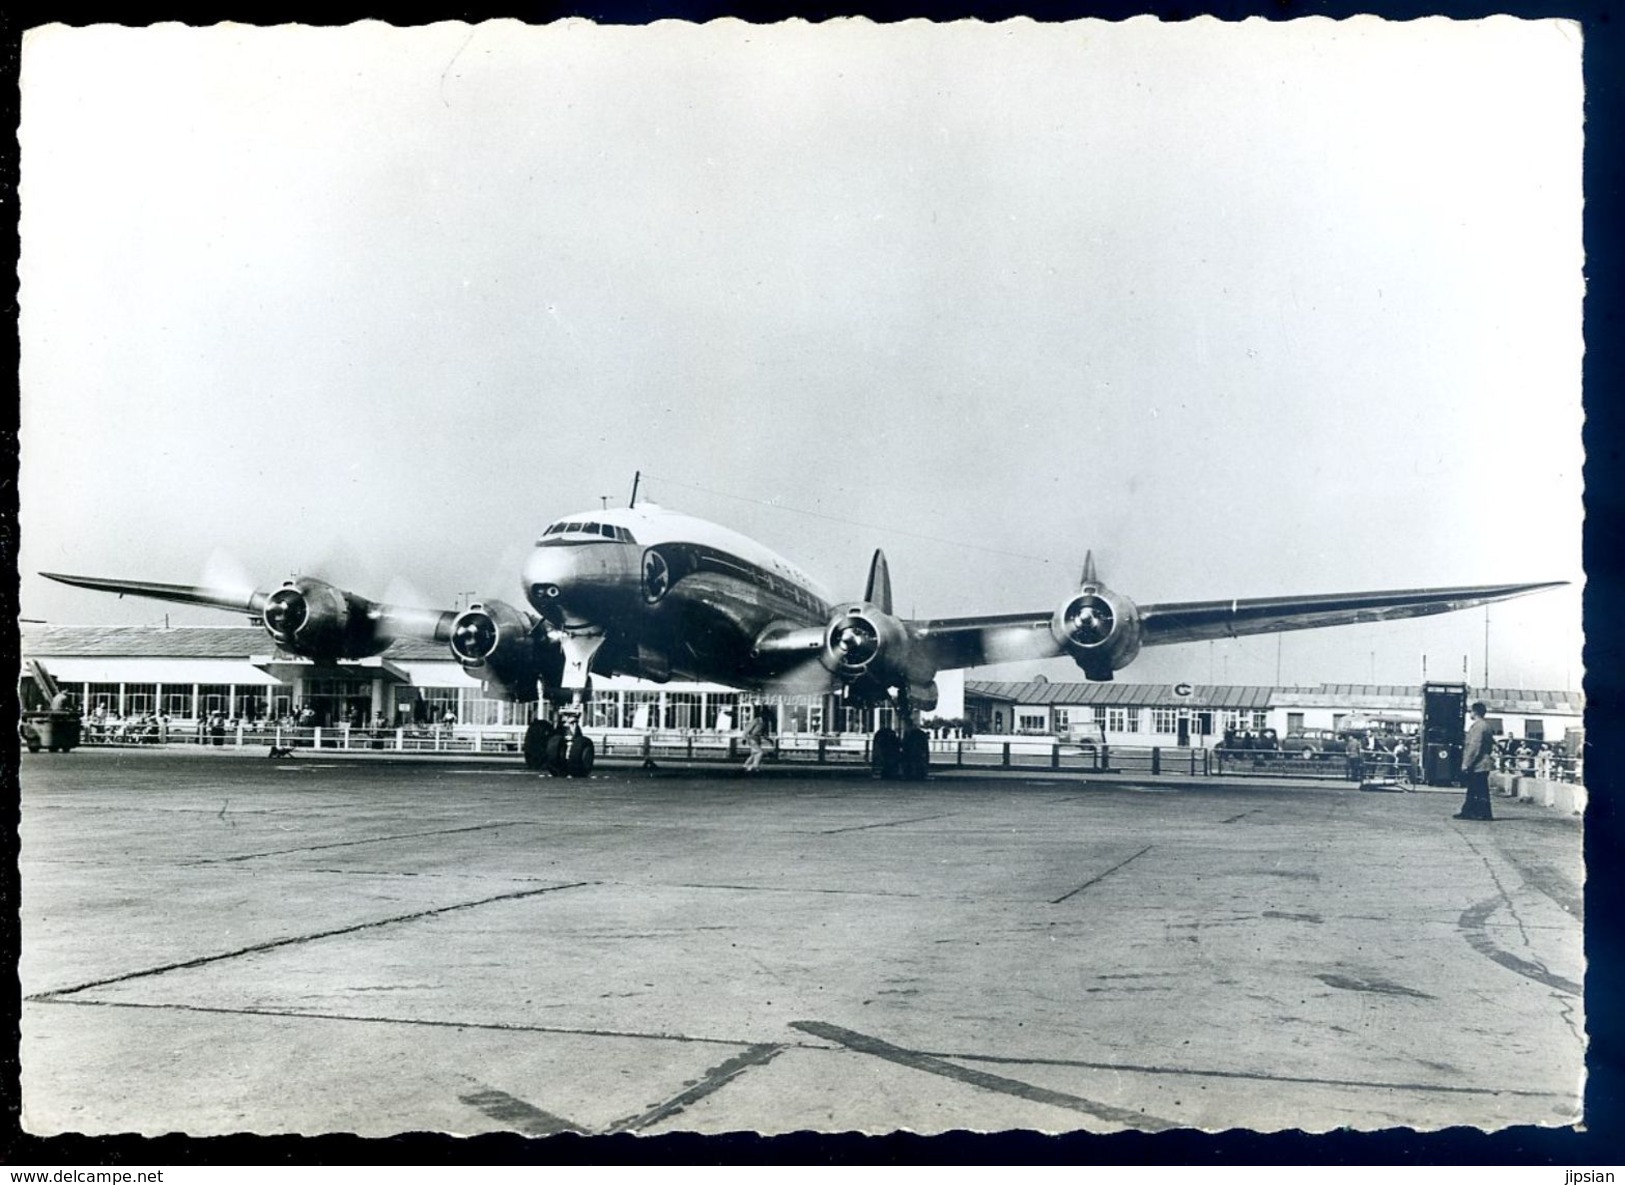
521 505 837 689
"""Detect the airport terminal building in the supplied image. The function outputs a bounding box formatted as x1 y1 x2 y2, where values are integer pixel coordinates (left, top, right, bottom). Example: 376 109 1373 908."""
17 623 932 737
965 676 1584 749
20 624 1584 748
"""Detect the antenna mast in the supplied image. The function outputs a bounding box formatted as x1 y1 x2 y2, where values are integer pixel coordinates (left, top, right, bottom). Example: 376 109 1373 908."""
629 470 641 509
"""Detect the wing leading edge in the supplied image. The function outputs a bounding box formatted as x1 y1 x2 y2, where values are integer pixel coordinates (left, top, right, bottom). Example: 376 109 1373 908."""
1135 581 1567 646
910 580 1565 674
39 571 460 646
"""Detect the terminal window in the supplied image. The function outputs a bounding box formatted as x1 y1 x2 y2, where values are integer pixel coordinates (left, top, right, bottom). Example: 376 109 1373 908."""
705 693 740 729
664 692 702 731
623 692 660 730
123 683 157 715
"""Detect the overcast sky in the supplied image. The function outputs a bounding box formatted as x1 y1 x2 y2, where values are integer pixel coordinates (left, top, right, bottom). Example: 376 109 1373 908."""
18 18 1584 691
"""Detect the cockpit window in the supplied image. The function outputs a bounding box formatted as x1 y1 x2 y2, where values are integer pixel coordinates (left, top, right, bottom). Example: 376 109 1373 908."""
535 520 637 546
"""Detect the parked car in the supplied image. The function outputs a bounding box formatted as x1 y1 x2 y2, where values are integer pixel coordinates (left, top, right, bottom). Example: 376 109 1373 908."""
1283 728 1345 759
1060 720 1108 754
1222 727 1279 751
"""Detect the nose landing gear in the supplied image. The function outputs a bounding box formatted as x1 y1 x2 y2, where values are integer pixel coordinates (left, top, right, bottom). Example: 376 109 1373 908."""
524 628 604 778
523 713 598 778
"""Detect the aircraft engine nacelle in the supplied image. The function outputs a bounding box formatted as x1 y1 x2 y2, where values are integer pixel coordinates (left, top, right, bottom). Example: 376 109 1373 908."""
820 603 911 683
261 577 388 661
449 600 549 702
1050 584 1143 680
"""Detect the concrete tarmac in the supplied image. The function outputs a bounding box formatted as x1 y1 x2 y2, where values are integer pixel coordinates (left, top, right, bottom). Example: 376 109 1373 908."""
19 749 1584 1136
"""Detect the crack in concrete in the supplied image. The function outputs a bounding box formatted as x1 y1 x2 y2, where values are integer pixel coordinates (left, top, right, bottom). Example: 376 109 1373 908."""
935 1049 1571 1100
1457 898 1580 996
1477 844 1539 953
1456 832 1580 996
304 868 565 882
1498 848 1584 921
604 1043 784 1133
1554 992 1586 1052
1051 845 1152 905
820 812 957 835
29 996 775 1047
29 881 597 1000
185 820 536 865
793 1020 1178 1131
670 882 924 899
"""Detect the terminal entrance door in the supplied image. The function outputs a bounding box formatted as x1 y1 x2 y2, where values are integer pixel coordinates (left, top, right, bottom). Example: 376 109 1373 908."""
303 675 376 727
1176 714 1190 747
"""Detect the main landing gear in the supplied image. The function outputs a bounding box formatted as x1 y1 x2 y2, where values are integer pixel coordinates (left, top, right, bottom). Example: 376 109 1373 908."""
870 692 931 782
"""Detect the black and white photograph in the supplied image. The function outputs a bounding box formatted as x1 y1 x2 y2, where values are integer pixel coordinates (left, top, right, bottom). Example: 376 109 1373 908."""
17 18 1585 1140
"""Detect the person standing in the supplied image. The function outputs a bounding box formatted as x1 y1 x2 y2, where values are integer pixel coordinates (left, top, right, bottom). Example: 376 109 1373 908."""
1345 734 1364 782
742 710 769 773
1456 701 1495 821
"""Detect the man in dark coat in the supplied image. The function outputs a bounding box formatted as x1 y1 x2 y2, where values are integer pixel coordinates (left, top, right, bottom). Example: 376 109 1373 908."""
1456 701 1495 820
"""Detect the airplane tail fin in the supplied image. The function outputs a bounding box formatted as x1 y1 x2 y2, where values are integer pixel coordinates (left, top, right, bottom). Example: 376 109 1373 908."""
865 549 893 614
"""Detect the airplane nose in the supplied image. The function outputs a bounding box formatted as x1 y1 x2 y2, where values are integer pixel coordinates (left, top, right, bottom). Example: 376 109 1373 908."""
523 549 576 618
522 543 638 626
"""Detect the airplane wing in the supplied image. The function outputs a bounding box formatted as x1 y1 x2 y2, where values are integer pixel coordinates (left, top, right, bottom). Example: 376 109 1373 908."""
910 581 1565 674
39 573 274 614
1132 582 1568 646
40 572 460 652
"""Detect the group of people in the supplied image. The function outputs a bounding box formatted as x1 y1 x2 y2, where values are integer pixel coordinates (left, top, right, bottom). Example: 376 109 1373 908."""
1344 733 1414 782
1488 734 1573 780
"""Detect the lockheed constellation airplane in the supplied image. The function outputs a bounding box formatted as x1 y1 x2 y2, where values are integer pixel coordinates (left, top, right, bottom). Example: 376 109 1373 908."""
43 500 1562 779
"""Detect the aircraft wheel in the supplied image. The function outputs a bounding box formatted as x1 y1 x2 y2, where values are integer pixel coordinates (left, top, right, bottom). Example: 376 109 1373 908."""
544 733 571 777
523 719 556 771
901 729 930 781
567 734 596 778
871 727 902 780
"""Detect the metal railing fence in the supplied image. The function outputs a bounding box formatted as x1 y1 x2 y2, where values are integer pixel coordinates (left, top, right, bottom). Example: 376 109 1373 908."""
57 723 1587 787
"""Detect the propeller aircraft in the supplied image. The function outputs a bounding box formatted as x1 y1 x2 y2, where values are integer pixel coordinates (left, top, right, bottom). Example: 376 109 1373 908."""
42 500 1563 780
